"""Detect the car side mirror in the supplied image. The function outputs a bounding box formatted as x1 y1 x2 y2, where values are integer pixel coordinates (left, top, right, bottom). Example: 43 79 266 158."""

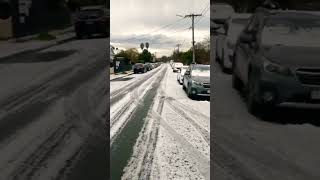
0 2 11 20
239 33 253 44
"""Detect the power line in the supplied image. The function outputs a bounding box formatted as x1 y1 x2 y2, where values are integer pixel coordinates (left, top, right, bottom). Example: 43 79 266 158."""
194 2 210 25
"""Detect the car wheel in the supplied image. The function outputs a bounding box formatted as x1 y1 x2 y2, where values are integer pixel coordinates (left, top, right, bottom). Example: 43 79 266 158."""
221 50 230 73
246 75 262 114
76 31 82 39
187 85 194 99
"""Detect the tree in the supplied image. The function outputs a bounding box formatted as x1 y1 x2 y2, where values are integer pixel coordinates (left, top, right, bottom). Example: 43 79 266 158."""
126 48 139 64
114 48 139 64
138 49 152 63
146 42 149 50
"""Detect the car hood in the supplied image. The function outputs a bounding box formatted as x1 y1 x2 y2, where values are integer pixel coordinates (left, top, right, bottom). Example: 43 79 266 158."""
192 75 210 84
262 45 320 68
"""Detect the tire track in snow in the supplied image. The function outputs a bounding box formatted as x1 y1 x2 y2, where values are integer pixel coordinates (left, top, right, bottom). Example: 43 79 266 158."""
165 100 210 145
110 66 164 106
121 66 169 180
10 122 73 180
150 111 210 180
110 67 166 144
110 67 167 180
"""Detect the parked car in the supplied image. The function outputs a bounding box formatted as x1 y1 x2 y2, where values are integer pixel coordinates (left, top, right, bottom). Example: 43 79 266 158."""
183 64 210 99
133 63 146 73
211 3 234 66
219 13 251 72
177 66 189 84
144 63 152 71
232 10 320 114
173 62 183 72
74 6 109 39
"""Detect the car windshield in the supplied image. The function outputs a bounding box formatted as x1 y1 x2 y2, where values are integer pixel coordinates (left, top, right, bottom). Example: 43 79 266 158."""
262 13 320 46
192 66 210 76
229 18 249 40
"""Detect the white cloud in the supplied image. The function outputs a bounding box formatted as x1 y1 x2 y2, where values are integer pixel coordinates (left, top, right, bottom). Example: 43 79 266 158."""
111 0 210 57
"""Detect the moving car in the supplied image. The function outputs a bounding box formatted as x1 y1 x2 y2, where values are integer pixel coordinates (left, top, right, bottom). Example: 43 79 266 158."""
177 66 189 84
218 13 251 72
173 62 183 72
183 64 210 99
74 6 109 39
232 10 320 113
133 63 146 73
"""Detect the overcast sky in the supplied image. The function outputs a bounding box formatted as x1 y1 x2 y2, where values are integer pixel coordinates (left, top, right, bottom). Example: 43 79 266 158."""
110 0 210 57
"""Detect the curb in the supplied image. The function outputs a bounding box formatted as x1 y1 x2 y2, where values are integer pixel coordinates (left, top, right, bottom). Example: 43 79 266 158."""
9 26 74 43
0 34 75 60
110 72 134 81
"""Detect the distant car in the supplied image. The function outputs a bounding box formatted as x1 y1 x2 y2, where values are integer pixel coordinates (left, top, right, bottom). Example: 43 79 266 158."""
151 63 156 69
233 10 320 113
173 62 183 72
177 66 189 84
133 63 146 73
144 63 152 71
74 6 109 39
183 64 210 99
219 14 251 72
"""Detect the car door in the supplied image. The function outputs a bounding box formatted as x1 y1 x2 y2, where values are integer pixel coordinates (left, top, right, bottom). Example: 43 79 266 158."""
183 66 191 88
236 15 259 84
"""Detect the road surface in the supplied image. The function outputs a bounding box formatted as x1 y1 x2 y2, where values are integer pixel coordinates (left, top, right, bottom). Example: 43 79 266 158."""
110 64 210 180
212 41 320 180
0 37 108 180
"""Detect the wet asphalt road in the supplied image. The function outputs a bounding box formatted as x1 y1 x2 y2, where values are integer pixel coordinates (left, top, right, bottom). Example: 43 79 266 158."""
0 38 108 180
212 57 320 180
110 66 167 179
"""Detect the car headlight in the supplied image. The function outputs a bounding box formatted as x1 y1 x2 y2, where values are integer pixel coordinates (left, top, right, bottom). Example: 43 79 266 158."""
263 58 292 76
192 80 202 86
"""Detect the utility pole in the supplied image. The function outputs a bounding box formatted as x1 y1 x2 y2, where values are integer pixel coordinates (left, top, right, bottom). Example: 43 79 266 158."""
183 13 202 64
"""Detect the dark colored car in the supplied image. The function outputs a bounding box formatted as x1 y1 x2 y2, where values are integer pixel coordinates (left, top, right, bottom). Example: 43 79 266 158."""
133 63 146 73
232 10 320 114
183 64 210 99
74 6 109 39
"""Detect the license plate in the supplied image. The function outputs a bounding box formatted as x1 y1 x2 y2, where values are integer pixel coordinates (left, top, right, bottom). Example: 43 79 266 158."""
311 90 320 99
207 90 210 94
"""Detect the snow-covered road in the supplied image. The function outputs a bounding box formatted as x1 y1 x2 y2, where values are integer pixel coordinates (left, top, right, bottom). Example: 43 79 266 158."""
0 38 108 179
110 64 210 179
